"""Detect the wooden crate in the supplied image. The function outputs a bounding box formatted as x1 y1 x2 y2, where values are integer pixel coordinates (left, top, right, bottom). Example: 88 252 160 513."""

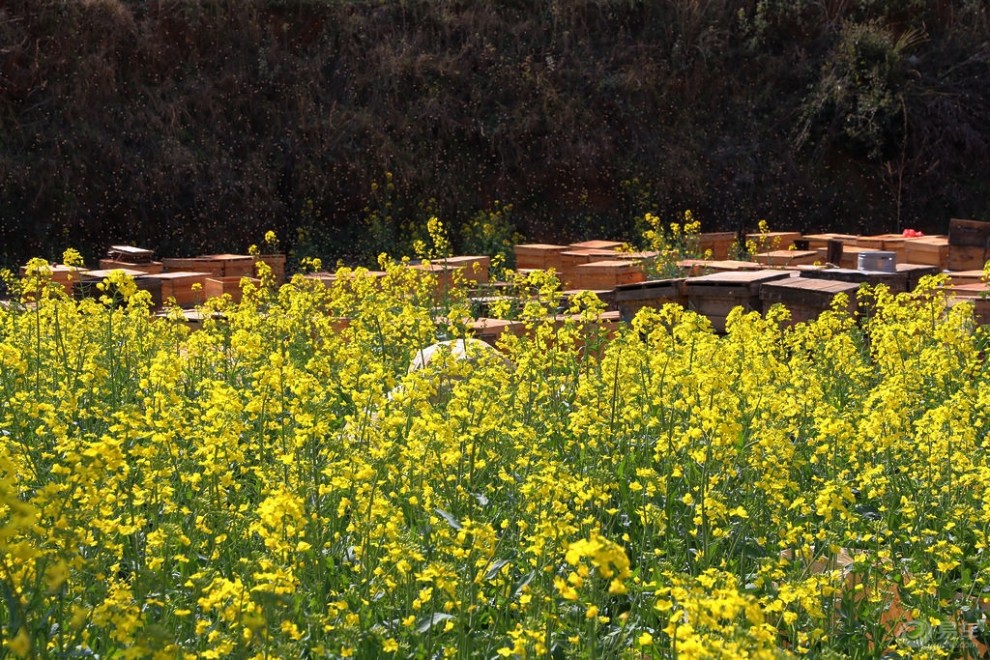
150 272 210 307
468 317 526 346
99 259 164 274
18 263 89 295
163 254 255 278
513 244 571 270
797 267 909 293
613 278 686 320
569 240 624 251
255 254 287 285
107 245 155 263
945 270 985 287
904 236 949 268
560 288 618 311
205 276 261 303
746 231 801 251
75 269 162 307
854 235 908 263
571 260 645 290
684 269 793 332
755 250 820 267
557 249 620 288
428 256 491 284
676 259 763 276
697 232 737 259
896 263 941 291
760 277 860 325
948 218 990 270
803 233 860 249
950 282 990 298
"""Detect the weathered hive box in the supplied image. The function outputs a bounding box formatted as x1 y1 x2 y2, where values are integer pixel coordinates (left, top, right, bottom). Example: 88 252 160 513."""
570 260 645 290
895 263 941 291
107 245 155 263
204 276 261 303
853 234 910 263
163 255 254 278
255 254 287 285
551 310 622 354
557 249 620 288
560 288 618 311
99 258 164 274
428 255 490 284
746 231 801 252
76 268 162 307
513 244 571 270
697 232 736 259
904 236 949 268
945 270 985 286
760 277 859 325
18 263 89 295
468 317 526 346
677 259 763 276
684 270 793 333
613 278 686 321
797 267 909 293
149 272 210 307
755 250 820 267
569 240 624 250
948 218 990 271
803 233 859 249
950 282 990 299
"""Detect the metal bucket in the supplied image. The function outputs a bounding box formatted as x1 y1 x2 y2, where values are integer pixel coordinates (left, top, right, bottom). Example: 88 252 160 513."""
858 250 896 273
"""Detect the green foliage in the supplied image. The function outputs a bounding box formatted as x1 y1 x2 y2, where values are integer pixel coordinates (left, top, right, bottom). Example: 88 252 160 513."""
795 21 924 161
458 201 521 274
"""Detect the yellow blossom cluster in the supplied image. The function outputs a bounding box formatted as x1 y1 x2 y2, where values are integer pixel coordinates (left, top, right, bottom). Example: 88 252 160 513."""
0 261 988 657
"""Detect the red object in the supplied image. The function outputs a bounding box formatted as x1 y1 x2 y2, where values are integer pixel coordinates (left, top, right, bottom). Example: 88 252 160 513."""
902 229 925 238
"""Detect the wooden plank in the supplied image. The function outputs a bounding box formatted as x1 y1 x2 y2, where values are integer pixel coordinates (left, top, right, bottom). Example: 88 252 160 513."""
513 244 571 270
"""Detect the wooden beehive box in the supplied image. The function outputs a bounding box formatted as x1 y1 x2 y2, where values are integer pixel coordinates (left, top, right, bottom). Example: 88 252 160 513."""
904 236 949 268
204 276 261 303
613 278 686 321
513 244 571 270
255 254 287 285
570 260 645 290
945 270 985 287
746 231 801 252
696 232 736 259
557 249 619 288
895 263 941 291
150 272 210 307
760 277 860 325
468 317 526 346
551 310 622 355
854 234 909 263
797 267 909 293
107 245 155 263
429 255 491 284
569 240 624 251
677 259 763 276
684 270 793 333
163 254 254 278
948 218 990 271
18 263 89 295
99 258 164 274
560 288 618 311
75 269 162 307
755 250 820 267
803 233 859 249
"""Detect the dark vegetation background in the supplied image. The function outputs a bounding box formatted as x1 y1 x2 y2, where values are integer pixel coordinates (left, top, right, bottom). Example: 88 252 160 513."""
1 0 989 269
